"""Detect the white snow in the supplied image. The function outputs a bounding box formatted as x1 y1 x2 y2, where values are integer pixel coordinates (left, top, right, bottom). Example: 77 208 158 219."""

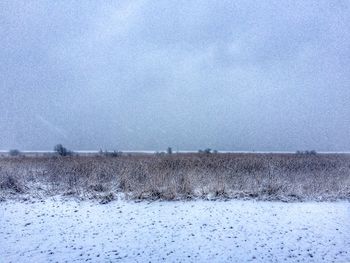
1 199 349 262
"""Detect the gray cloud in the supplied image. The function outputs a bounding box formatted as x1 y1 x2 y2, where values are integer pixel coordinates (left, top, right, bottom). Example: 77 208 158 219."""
0 0 349 151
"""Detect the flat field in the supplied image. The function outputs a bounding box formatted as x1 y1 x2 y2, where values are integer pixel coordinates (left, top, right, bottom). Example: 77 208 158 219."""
1 199 349 262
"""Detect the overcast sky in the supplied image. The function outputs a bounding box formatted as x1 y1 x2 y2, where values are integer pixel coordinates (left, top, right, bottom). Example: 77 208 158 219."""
0 0 349 151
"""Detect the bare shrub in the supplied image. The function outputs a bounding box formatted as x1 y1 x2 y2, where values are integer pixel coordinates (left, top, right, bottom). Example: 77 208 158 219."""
0 153 349 201
90 183 107 192
0 175 24 193
99 193 115 204
54 144 73 156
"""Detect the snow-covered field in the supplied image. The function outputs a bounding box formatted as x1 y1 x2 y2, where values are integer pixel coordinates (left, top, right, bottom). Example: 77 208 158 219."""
1 199 349 263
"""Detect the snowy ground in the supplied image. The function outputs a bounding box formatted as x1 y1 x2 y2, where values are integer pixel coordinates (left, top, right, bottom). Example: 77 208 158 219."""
0 199 349 263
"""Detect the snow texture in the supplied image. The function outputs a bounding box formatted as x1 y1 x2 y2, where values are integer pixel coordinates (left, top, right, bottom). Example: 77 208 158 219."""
1 199 349 262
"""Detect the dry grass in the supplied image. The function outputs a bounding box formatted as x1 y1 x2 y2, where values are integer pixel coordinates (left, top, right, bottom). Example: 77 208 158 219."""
0 153 350 201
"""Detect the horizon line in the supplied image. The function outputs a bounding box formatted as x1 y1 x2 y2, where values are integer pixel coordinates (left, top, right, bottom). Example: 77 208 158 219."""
1 150 350 154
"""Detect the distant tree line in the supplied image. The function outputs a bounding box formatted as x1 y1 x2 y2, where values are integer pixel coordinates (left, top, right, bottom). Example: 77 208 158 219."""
9 149 21 156
163 147 219 155
296 150 317 156
198 148 218 154
99 149 123 157
7 145 221 157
